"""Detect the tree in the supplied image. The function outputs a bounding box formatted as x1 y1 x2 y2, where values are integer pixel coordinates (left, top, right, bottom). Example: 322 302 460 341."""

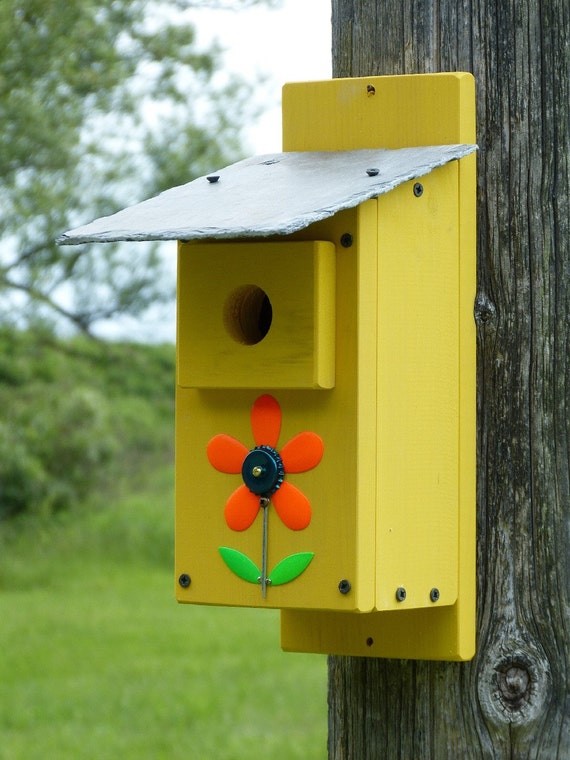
329 1 569 757
0 0 275 335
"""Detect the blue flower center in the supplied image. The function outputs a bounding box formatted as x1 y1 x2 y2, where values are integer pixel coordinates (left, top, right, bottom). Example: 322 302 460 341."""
241 446 284 496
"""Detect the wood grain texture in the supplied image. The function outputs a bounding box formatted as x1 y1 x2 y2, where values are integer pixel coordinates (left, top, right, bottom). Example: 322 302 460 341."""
329 0 570 757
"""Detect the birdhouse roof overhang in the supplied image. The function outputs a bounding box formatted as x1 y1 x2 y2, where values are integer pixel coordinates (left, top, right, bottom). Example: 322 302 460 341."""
58 144 476 245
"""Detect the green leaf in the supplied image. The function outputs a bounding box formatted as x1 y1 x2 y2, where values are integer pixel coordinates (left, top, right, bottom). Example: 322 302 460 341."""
269 553 314 586
218 547 261 584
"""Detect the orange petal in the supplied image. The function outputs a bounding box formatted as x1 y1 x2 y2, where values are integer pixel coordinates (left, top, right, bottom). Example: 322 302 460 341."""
225 485 260 531
207 434 249 473
251 394 281 447
280 432 324 473
272 481 311 530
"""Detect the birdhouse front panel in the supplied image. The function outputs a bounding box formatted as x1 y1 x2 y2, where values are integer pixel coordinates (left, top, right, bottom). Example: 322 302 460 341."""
175 203 380 612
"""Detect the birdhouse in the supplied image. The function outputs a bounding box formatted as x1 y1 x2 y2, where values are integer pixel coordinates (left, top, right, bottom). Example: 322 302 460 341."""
59 73 477 661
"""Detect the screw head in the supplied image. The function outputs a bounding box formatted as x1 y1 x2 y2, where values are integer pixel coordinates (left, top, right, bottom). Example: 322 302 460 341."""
340 233 353 248
413 182 424 197
366 168 379 177
430 587 440 603
206 175 220 183
396 587 407 602
178 573 191 588
338 579 352 595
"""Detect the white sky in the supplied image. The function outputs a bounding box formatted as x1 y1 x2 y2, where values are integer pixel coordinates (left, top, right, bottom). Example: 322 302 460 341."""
195 0 332 154
103 0 332 342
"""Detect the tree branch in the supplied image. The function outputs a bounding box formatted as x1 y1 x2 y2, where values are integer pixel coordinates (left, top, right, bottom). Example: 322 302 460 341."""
2 241 55 271
1 276 94 336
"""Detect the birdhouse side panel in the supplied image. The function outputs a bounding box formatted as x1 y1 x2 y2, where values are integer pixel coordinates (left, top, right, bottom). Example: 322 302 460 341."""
375 163 460 610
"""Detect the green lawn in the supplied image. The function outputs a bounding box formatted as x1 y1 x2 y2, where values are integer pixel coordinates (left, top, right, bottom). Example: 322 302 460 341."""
0 470 327 759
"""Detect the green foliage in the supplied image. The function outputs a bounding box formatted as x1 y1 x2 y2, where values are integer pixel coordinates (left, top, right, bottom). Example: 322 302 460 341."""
0 328 175 519
0 0 270 334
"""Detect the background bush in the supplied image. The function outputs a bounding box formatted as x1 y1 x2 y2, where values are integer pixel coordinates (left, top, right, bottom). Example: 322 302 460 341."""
0 328 175 519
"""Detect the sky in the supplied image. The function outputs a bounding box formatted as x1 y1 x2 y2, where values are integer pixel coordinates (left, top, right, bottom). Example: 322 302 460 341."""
103 0 332 342
194 0 332 154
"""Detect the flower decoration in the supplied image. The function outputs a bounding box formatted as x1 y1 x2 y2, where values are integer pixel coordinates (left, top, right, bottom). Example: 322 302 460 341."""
206 395 324 595
207 394 324 532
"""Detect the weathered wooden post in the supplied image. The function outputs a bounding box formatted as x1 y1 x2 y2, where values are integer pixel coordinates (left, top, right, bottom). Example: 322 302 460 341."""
328 0 570 757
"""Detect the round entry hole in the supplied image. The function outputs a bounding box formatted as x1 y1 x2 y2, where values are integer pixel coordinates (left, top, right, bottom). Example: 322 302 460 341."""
224 285 272 345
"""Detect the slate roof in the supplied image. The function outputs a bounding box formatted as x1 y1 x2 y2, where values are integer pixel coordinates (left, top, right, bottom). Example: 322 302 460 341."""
58 144 476 245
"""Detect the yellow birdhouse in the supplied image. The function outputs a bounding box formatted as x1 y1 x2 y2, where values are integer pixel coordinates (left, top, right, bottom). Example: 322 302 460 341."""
59 73 477 661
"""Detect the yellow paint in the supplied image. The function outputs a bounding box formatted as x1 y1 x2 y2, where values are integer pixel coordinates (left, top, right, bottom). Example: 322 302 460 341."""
282 72 475 151
279 73 476 660
281 603 472 661
177 241 335 389
176 203 378 612
375 163 459 612
175 73 476 660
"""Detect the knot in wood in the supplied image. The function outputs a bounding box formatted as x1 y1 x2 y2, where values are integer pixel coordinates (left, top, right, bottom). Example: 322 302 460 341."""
474 293 496 326
497 665 531 711
479 639 552 727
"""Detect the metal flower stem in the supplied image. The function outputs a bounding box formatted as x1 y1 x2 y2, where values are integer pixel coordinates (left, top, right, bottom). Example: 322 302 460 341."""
260 497 270 598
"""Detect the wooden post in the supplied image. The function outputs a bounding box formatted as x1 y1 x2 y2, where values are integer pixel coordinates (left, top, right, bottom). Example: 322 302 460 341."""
329 1 570 757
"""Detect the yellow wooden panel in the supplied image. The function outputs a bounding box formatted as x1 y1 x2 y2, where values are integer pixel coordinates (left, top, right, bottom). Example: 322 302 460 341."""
281 602 475 661
279 73 476 659
375 162 459 610
175 204 379 612
456 149 478 659
283 72 475 151
177 241 335 389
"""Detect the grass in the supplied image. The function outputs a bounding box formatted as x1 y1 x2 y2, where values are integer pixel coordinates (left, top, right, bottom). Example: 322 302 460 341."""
0 465 327 759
